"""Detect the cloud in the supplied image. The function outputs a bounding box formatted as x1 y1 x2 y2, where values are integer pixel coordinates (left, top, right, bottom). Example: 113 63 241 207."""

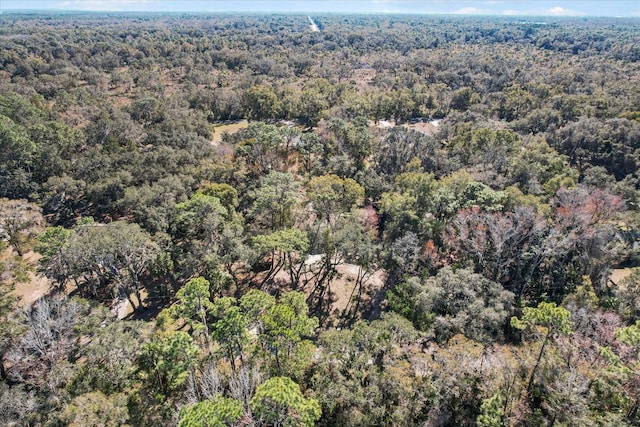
502 6 586 16
547 6 585 16
453 7 491 15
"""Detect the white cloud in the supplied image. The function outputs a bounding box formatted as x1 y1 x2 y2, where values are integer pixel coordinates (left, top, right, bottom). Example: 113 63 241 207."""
502 6 586 16
547 6 584 16
454 7 491 15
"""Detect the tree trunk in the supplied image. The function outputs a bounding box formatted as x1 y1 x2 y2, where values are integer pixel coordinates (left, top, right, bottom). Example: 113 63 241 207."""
527 330 550 396
134 284 145 312
0 354 6 382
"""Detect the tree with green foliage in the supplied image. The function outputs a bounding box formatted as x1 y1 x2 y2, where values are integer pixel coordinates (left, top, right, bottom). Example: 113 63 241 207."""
297 132 324 176
137 331 199 400
42 220 159 310
310 313 433 426
243 85 281 121
511 301 573 396
250 376 321 427
253 228 310 287
508 137 577 196
476 393 504 427
389 267 514 343
249 171 302 232
210 296 249 372
616 272 640 324
327 118 373 171
69 319 150 397
233 122 288 176
258 292 318 379
240 289 276 333
61 391 130 427
0 115 37 198
178 396 244 427
173 193 239 282
173 277 215 349
306 174 364 225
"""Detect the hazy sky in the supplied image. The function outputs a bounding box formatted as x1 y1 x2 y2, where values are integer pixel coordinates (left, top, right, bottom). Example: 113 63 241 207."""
2 0 639 17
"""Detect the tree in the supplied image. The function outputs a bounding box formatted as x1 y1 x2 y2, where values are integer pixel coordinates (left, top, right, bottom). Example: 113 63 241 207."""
508 137 577 196
175 186 251 286
198 183 239 216
332 217 379 322
129 96 164 126
250 376 321 427
443 205 549 298
0 198 43 256
253 228 310 288
173 277 215 349
28 120 84 186
137 331 199 400
243 291 318 380
297 132 324 175
298 87 329 127
389 267 514 343
69 319 150 396
0 271 21 381
327 118 373 171
41 221 160 311
258 292 318 379
243 85 281 121
233 122 288 176
249 171 302 232
0 115 37 198
108 221 160 312
36 226 72 267
173 193 228 280
616 269 640 322
210 297 249 372
36 226 74 290
451 86 479 112
61 392 129 427
4 297 93 387
511 301 573 396
497 84 534 121
373 127 445 179
306 174 364 225
477 393 505 427
310 313 432 426
178 397 244 427
0 382 37 426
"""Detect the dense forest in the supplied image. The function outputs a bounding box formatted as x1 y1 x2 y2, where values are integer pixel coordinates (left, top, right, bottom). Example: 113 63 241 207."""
1 11 640 426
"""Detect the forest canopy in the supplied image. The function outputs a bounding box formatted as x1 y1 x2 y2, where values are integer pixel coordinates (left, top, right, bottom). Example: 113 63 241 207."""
0 11 639 426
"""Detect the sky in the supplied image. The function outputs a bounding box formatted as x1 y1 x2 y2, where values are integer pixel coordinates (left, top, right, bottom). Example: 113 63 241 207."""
1 0 639 17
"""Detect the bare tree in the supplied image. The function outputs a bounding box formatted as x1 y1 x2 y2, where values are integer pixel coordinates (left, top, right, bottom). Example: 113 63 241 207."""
5 297 83 387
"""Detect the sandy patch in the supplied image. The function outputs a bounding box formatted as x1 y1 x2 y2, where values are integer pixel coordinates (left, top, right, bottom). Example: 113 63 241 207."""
610 268 634 286
211 120 249 144
330 264 386 317
7 251 50 307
